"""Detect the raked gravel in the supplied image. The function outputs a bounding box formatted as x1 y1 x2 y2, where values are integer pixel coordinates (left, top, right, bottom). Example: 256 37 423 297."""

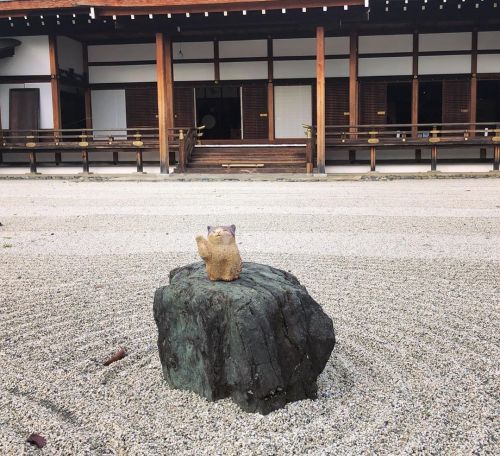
0 179 499 456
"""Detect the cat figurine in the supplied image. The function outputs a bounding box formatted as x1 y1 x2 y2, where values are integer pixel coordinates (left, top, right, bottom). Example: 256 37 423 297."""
196 225 242 281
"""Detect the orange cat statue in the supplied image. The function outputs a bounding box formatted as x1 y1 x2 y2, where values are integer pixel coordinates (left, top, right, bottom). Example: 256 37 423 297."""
196 225 242 281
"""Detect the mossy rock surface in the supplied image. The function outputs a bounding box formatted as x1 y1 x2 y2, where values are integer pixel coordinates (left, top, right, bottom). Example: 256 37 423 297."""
153 261 335 414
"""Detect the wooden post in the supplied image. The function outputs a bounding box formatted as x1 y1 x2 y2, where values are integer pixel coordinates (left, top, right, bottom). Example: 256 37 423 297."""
470 30 478 137
494 145 500 171
267 37 275 141
480 147 486 161
82 148 89 173
349 149 356 163
214 39 220 83
431 145 438 171
136 149 143 173
415 148 422 163
49 35 62 165
156 33 173 174
83 43 92 130
178 131 186 173
113 151 118 165
411 32 419 138
349 30 358 136
370 146 376 172
316 26 326 174
29 150 37 174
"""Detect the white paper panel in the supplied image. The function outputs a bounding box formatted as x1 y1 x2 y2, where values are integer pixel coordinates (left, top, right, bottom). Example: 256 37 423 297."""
88 43 155 62
477 54 500 73
325 37 349 55
419 33 472 52
478 31 500 50
274 60 315 79
173 41 214 60
219 40 267 58
173 63 214 81
419 55 471 75
359 35 413 54
273 38 316 57
326 59 349 77
220 61 267 80
57 36 84 75
0 82 53 129
0 36 50 76
89 65 156 83
274 85 312 138
91 89 127 138
358 56 412 76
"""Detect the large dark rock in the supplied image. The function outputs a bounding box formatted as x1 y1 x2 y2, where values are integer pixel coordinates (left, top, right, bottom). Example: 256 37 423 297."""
153 261 335 414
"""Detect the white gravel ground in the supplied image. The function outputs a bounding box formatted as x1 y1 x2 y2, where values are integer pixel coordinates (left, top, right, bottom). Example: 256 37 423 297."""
0 179 499 456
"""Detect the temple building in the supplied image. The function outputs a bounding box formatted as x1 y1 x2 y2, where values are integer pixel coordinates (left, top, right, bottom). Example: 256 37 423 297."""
0 0 499 173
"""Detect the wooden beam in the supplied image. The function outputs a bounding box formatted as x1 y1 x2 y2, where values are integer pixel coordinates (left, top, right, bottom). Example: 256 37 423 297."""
49 34 62 164
267 37 274 141
411 31 419 138
470 29 478 137
156 32 173 174
349 30 358 131
316 25 325 174
214 39 220 82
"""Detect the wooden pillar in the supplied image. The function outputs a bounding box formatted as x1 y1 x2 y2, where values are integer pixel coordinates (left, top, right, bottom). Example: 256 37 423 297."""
316 26 326 174
470 30 478 137
267 37 275 141
370 146 376 172
83 43 92 129
214 39 220 83
156 33 173 174
431 145 438 171
349 30 358 134
49 35 62 164
411 31 419 138
494 145 500 171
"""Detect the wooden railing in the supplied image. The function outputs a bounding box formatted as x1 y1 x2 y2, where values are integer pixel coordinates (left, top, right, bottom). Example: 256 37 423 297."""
0 127 159 173
175 126 205 173
302 124 315 173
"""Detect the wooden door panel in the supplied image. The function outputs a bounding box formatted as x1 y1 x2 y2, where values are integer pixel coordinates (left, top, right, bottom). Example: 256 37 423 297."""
125 86 158 128
442 79 470 124
242 85 268 139
174 87 195 128
325 79 349 126
9 88 40 133
359 81 387 125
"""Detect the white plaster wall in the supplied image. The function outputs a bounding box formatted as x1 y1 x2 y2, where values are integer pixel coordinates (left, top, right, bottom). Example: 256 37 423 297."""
478 31 500 50
358 56 412 76
173 63 214 81
0 83 53 129
273 38 316 57
325 37 349 55
0 35 50 76
419 55 471 74
219 40 267 58
89 65 156 84
274 60 315 79
359 34 413 54
57 36 84 74
88 43 156 62
90 89 127 138
477 54 500 73
326 59 349 77
173 41 214 60
220 61 267 80
274 85 311 138
419 33 472 52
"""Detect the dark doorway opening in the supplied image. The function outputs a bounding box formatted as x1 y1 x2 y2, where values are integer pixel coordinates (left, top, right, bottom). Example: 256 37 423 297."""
196 86 241 140
419 81 442 124
477 80 500 122
387 82 412 124
61 89 86 131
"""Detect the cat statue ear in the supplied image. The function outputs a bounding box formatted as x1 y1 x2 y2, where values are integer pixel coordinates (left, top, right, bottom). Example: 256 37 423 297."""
230 224 236 235
207 225 212 233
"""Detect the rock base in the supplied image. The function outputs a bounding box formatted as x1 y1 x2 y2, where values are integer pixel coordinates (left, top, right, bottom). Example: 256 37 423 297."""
153 261 335 414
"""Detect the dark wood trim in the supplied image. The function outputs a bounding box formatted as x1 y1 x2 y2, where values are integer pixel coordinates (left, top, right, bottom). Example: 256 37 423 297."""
83 43 92 129
411 31 419 137
214 39 220 82
0 75 52 83
316 26 325 174
89 60 157 66
267 37 274 140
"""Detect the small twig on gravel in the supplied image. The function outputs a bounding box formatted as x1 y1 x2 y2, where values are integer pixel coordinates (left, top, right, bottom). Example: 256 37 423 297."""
27 433 46 448
103 347 127 366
